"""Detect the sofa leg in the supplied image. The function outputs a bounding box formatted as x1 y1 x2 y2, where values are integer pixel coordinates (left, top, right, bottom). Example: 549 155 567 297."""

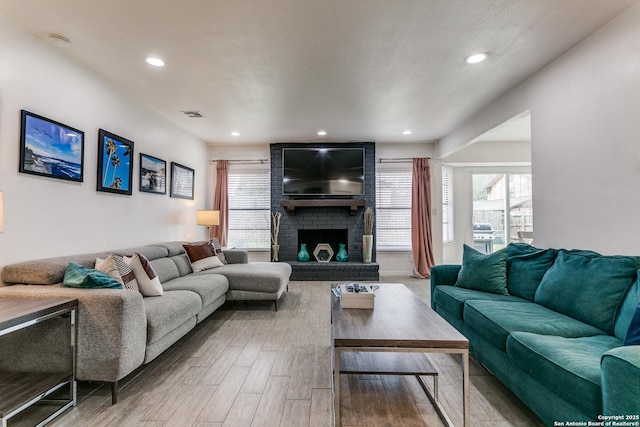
111 381 118 405
274 299 278 311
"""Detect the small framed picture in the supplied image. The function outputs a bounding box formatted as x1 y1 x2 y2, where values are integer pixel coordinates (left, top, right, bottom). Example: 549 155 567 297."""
140 153 166 194
19 110 84 182
170 162 194 199
97 129 134 195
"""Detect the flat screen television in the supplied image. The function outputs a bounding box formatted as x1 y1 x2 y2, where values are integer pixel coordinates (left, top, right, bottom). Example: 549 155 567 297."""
282 148 364 196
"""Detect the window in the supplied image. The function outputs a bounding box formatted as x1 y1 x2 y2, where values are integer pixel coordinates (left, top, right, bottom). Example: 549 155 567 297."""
442 165 454 243
227 168 270 249
375 167 412 248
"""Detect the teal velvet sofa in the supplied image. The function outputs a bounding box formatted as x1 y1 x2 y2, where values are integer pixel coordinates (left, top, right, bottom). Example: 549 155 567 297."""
430 243 640 425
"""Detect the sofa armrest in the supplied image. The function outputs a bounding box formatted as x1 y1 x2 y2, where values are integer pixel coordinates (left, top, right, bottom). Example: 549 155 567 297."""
223 250 248 264
430 264 461 308
601 345 640 417
0 285 146 383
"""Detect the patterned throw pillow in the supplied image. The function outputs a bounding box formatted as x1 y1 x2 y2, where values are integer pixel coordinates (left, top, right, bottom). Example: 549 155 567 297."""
113 254 139 292
95 254 124 285
183 242 224 272
124 253 163 296
210 238 227 264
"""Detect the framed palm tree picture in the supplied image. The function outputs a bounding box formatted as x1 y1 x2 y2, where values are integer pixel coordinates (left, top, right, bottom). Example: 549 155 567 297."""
97 129 134 195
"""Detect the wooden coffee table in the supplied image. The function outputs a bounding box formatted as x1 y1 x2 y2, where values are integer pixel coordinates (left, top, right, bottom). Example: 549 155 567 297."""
331 283 469 427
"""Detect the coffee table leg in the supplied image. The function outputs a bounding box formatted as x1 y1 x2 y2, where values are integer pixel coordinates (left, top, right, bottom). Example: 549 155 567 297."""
463 350 470 427
334 348 341 426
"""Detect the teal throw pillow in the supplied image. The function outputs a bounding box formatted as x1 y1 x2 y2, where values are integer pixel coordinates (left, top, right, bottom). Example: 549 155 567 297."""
535 250 638 334
507 243 556 301
63 262 124 289
624 303 640 346
455 245 508 295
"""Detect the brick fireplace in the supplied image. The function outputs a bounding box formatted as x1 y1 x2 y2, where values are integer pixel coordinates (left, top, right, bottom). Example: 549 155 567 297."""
270 142 379 281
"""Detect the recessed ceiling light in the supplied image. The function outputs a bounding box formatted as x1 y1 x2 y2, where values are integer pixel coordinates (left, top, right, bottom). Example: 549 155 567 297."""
402 130 413 135
230 132 240 137
466 52 488 64
146 57 165 67
317 130 327 136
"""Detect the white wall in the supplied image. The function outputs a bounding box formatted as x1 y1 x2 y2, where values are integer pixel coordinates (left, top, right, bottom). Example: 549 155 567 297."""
0 15 210 273
438 3 640 255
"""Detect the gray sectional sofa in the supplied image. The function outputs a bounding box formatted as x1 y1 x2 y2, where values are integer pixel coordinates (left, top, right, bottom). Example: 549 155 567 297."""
0 241 292 403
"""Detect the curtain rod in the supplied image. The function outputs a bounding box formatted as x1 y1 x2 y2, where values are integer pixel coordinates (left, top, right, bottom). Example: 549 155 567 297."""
209 159 269 164
377 157 431 163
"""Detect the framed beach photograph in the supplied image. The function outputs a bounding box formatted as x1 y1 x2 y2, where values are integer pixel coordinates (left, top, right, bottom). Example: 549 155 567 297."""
140 153 166 194
97 129 134 195
19 110 84 182
170 162 194 199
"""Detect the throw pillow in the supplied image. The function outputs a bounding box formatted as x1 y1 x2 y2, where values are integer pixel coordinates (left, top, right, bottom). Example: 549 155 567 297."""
113 254 139 292
63 262 124 289
183 242 224 273
125 253 163 296
624 303 640 346
506 243 556 301
535 250 638 334
454 244 508 295
95 254 125 285
210 237 228 264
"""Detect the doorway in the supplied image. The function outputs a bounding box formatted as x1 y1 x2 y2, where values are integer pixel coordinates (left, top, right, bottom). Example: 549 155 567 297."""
471 172 533 254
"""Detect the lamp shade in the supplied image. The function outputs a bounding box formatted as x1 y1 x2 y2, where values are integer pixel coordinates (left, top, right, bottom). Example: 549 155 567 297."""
197 210 220 226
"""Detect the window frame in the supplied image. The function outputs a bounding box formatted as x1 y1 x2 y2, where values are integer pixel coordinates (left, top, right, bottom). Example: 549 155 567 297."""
375 164 413 250
226 165 271 250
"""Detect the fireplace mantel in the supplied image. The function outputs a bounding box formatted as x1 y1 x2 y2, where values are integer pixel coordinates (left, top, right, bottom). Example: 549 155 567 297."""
280 198 366 215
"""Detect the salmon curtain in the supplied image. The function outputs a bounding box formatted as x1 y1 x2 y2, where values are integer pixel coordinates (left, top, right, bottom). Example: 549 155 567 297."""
411 158 436 278
211 160 229 246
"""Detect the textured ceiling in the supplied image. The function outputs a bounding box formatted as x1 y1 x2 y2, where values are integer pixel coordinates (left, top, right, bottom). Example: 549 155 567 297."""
0 0 636 145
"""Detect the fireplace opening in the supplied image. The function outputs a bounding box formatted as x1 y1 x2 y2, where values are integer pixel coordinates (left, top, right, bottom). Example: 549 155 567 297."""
298 229 348 262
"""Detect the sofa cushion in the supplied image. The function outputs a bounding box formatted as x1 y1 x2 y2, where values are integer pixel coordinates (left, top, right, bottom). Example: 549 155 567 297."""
143 290 201 345
535 250 638 334
454 245 508 295
615 274 640 341
171 254 193 277
63 262 124 289
149 257 180 283
507 332 622 417
433 285 525 321
464 300 606 351
162 274 229 308
623 303 640 346
506 243 556 301
200 262 291 293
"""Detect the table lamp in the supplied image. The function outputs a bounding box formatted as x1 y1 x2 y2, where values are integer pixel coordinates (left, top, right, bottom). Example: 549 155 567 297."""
196 210 219 238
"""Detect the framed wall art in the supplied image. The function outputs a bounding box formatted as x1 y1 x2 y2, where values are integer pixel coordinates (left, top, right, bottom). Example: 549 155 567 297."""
170 162 194 199
97 129 134 195
19 110 84 182
140 153 166 194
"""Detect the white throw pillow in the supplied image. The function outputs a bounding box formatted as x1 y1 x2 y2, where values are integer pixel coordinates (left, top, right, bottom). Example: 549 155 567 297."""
124 253 163 296
95 254 124 285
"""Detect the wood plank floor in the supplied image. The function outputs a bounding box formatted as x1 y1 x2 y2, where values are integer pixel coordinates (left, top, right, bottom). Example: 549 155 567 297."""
13 277 544 427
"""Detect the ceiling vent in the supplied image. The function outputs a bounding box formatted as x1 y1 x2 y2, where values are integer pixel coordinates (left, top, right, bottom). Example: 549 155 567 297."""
181 110 205 118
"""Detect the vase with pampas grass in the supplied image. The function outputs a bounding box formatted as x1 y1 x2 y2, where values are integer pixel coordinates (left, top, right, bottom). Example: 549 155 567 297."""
363 207 374 264
271 211 281 262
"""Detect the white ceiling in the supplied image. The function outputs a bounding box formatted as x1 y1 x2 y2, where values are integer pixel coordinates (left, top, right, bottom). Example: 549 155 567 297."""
0 0 636 145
